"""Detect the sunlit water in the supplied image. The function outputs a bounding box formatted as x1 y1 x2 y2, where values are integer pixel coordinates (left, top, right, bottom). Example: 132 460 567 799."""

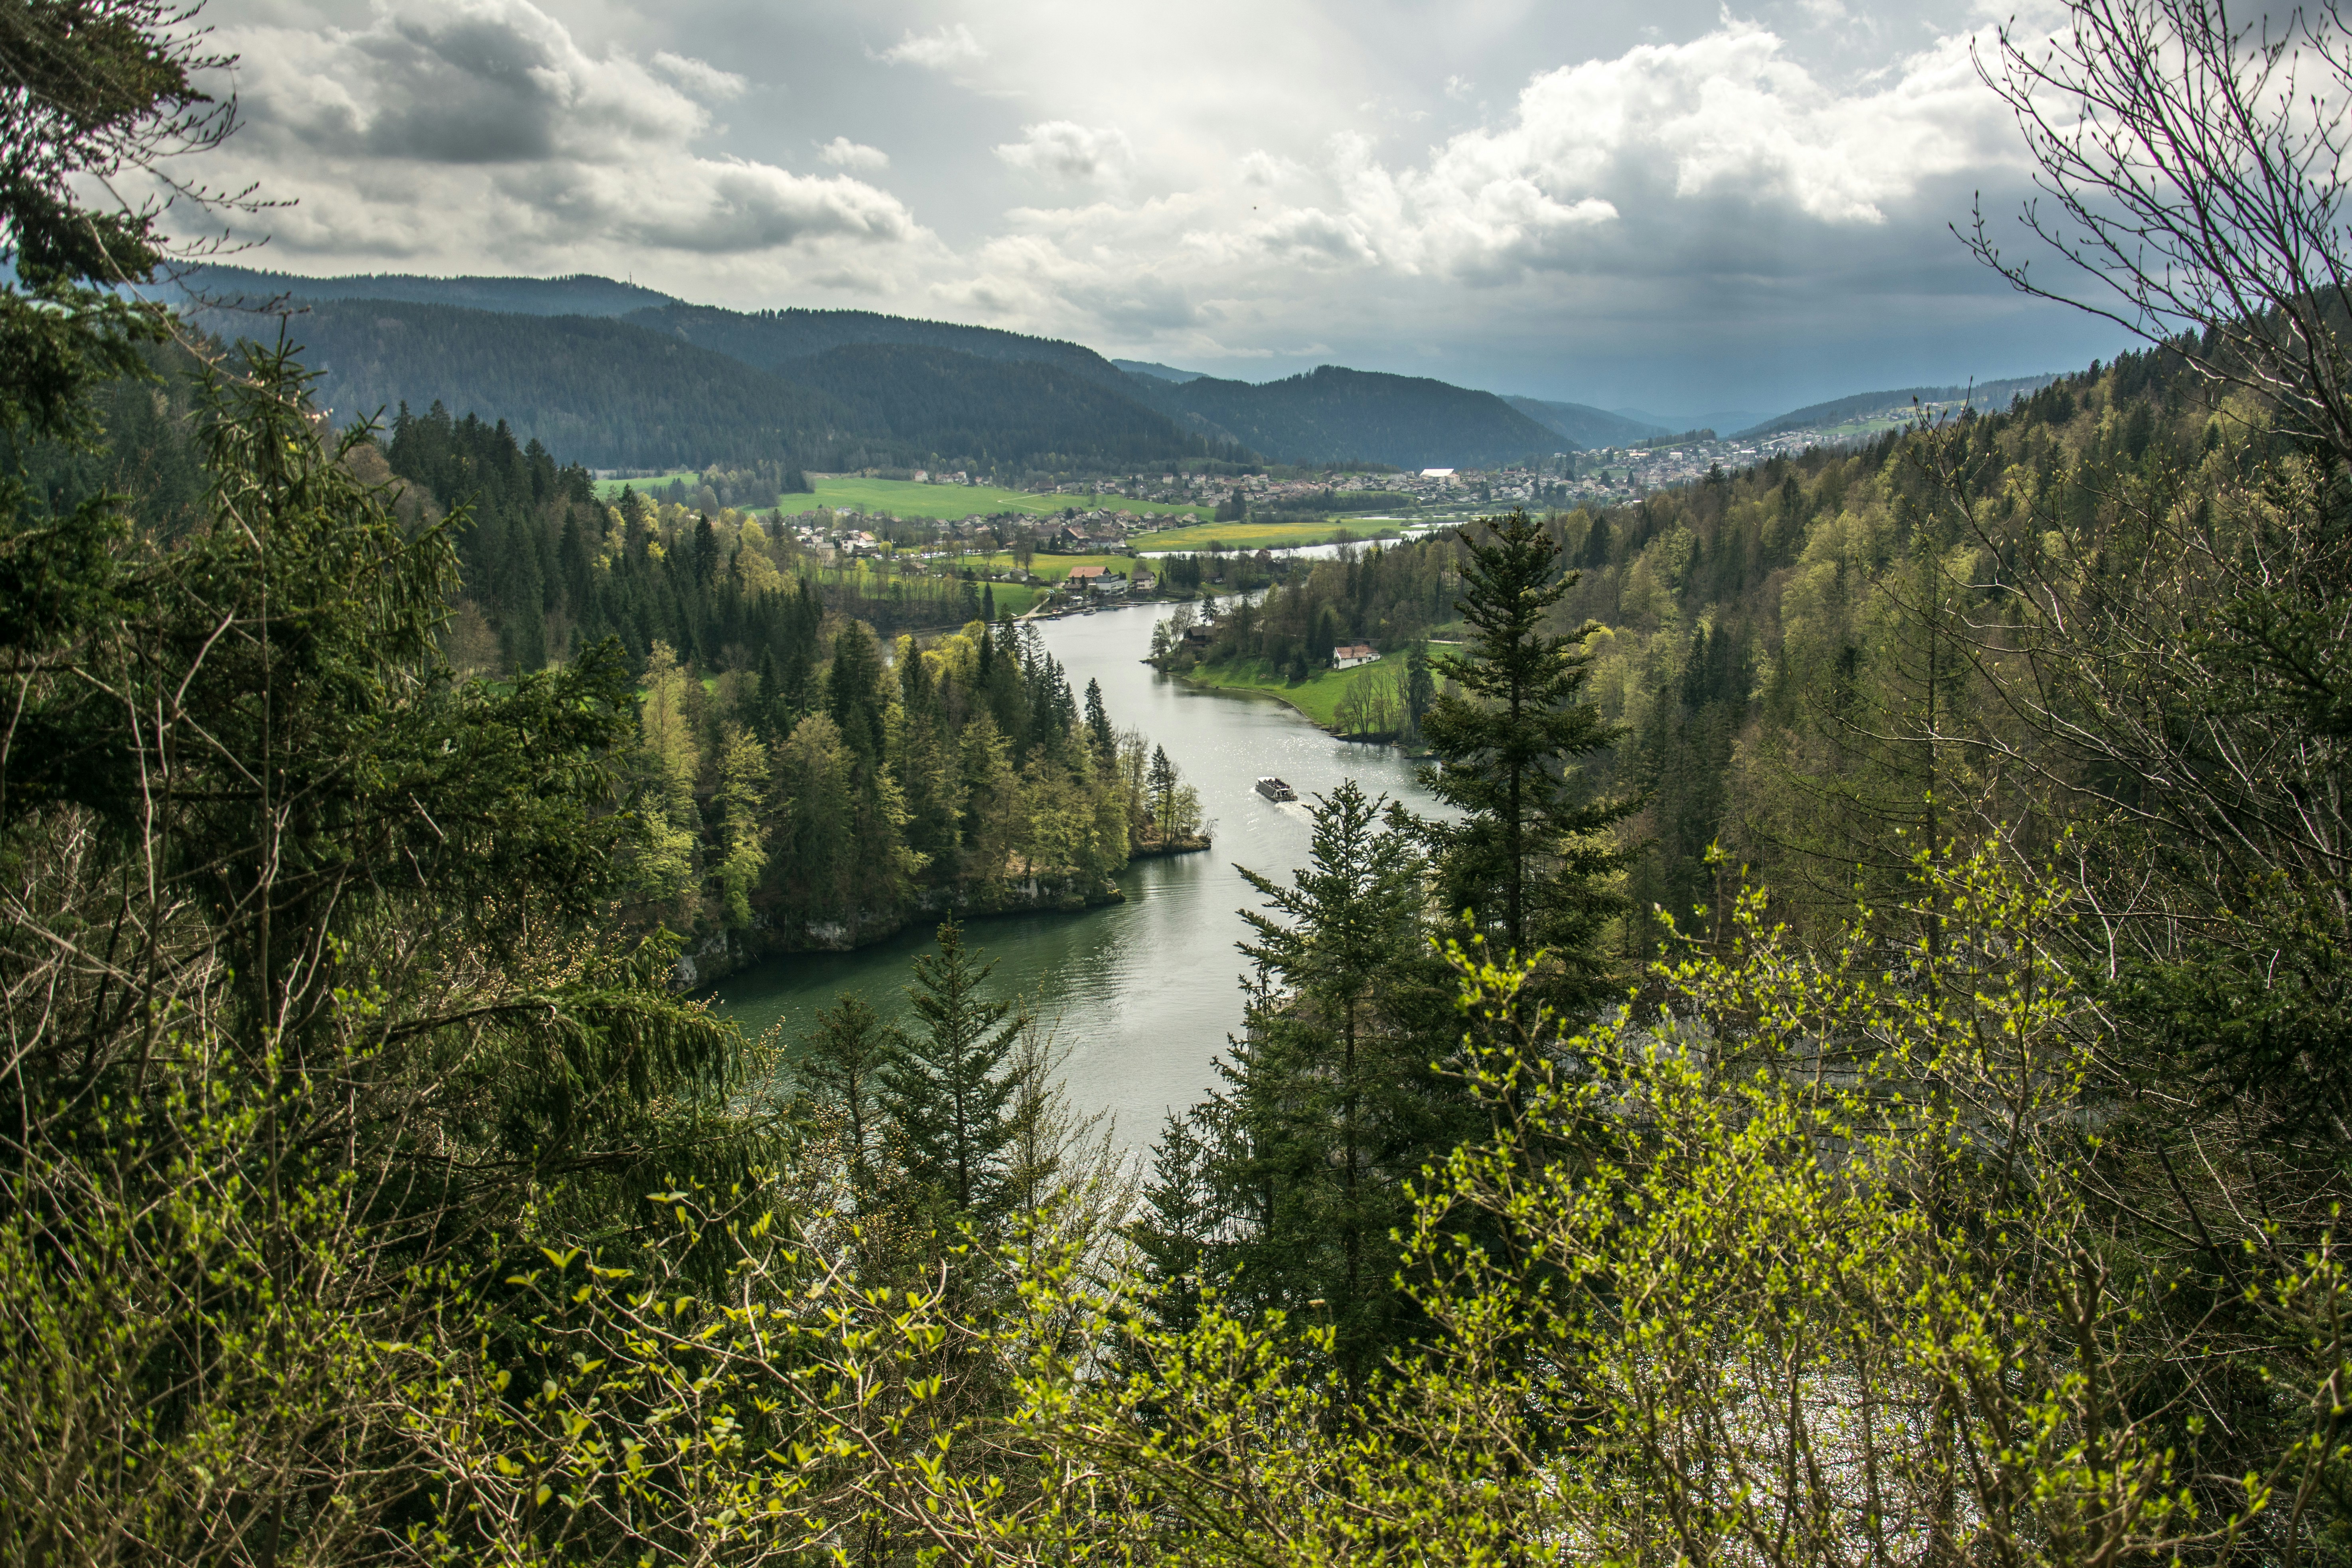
707 601 1445 1153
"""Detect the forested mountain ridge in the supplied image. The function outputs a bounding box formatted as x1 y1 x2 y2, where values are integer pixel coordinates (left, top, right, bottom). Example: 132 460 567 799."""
191 298 855 470
1502 393 1664 448
1735 371 2063 436
191 297 1225 473
632 300 1134 390
777 342 1242 468
1534 352 2218 939
178 262 680 316
1123 363 1564 467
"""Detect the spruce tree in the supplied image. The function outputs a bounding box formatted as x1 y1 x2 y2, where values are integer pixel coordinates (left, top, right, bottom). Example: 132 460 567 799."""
1418 508 1636 1011
1083 677 1116 764
883 918 1025 1224
1217 781 1438 1371
1129 1108 1217 1334
1148 744 1178 846
800 994 898 1213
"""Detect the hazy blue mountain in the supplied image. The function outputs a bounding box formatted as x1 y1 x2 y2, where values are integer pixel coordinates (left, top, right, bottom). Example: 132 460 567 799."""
1735 374 2064 438
178 264 678 317
1609 406 1767 438
629 303 1132 390
1115 359 1208 383
1123 365 1560 467
1503 396 1663 450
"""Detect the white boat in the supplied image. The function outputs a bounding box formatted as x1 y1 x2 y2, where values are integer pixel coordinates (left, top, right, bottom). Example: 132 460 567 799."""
1255 776 1296 802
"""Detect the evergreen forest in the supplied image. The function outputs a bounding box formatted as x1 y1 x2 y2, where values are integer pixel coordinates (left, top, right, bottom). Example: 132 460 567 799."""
11 0 2352 1564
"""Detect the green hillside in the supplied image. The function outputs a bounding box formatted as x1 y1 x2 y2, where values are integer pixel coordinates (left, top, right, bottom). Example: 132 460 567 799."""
1128 364 1561 467
204 299 850 469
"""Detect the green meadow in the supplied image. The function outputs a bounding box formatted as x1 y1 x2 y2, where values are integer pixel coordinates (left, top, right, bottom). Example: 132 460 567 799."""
1179 651 1405 729
589 474 1210 522
1132 520 1399 552
807 477 1208 523
927 550 1135 583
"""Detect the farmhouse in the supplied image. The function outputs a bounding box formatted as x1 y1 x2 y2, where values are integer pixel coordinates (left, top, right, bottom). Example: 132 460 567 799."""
1332 641 1377 669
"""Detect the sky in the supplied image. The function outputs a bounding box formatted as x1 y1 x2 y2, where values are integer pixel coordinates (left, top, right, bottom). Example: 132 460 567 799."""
167 0 2137 420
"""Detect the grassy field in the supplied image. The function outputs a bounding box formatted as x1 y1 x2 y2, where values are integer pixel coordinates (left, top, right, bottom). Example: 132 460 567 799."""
1180 652 1404 729
592 472 702 501
807 477 1207 523
1132 520 1400 553
927 550 1136 583
589 475 1210 522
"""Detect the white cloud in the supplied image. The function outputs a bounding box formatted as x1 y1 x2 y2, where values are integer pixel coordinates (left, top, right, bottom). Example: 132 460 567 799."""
877 22 985 69
1236 149 1307 187
912 17 2025 351
994 121 1134 185
819 137 890 172
651 50 746 100
196 0 925 269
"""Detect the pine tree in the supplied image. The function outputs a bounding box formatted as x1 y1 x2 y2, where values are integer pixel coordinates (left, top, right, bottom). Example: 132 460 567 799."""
1148 744 1177 848
1417 508 1636 1011
1083 677 1116 764
1130 1108 1217 1334
800 994 898 1213
1219 782 1436 1371
883 918 1025 1225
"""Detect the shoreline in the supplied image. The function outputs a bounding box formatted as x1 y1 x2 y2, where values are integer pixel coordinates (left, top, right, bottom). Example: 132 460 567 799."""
1169 656 1406 744
680 839 1213 990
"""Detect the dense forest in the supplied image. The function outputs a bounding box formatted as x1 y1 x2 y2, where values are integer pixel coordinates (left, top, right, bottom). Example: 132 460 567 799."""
1124 361 1565 466
213 298 1230 474
777 342 1245 470
1501 392 1665 447
180 267 1597 474
636 300 1135 387
184 263 680 316
15 0 2352 1563
204 299 855 469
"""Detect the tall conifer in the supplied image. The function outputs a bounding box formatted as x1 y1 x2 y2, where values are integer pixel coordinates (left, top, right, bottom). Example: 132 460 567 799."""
1417 508 1636 1011
883 918 1025 1224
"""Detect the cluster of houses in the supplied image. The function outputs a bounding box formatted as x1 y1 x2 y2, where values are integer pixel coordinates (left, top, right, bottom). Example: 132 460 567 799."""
1060 563 1156 598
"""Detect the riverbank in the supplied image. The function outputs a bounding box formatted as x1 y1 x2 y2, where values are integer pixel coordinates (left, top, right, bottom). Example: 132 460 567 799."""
1175 653 1406 734
679 837 1214 989
703 605 1449 1151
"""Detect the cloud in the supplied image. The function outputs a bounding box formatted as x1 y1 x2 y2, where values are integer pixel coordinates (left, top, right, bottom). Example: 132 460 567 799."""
876 23 985 69
198 0 924 268
1227 20 2017 286
1236 149 1306 187
651 51 746 101
994 121 1134 185
819 137 890 172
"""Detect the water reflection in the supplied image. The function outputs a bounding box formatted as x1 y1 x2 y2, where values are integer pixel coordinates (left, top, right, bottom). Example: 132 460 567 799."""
708 602 1444 1152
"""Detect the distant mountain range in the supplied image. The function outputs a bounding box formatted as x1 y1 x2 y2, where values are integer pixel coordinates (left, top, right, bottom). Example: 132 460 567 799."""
1115 359 1207 383
169 266 2061 477
179 266 1573 472
1733 375 2064 438
1503 396 1664 449
185 263 678 318
1609 406 1767 437
1122 366 1563 468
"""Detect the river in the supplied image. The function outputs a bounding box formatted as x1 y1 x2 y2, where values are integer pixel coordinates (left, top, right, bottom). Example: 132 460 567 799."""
707 601 1445 1155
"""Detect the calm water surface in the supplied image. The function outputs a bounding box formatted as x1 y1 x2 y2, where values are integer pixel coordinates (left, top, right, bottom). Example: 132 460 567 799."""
708 602 1443 1152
